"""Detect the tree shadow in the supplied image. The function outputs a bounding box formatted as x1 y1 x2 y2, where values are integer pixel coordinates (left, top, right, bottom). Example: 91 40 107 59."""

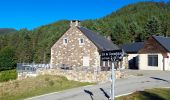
84 89 94 100
150 77 169 83
139 91 165 100
100 88 111 100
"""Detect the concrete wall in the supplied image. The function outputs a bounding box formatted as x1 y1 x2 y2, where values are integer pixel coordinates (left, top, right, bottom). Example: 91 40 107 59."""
128 54 138 61
139 53 163 70
122 54 138 69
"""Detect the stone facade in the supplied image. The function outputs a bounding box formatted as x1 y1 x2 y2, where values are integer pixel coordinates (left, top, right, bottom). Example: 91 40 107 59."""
51 21 100 69
39 69 124 83
49 21 123 82
18 68 125 83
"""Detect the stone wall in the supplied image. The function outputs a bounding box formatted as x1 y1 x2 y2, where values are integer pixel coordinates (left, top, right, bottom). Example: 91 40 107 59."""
51 26 100 69
38 69 124 83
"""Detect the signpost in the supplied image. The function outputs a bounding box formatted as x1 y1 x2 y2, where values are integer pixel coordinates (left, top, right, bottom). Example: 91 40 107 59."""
101 49 124 100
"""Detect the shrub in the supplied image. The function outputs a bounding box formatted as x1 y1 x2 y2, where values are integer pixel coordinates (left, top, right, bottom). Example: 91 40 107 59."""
0 47 16 71
0 69 17 82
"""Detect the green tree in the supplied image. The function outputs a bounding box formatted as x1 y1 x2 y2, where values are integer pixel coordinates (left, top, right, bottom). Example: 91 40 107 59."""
23 33 33 63
128 22 144 42
161 21 168 37
16 29 33 63
0 46 16 71
144 16 161 38
111 22 130 44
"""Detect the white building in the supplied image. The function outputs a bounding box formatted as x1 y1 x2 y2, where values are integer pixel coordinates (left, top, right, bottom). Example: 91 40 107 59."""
121 42 144 69
138 36 170 71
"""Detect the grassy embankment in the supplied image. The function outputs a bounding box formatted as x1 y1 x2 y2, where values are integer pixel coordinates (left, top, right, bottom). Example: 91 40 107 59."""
116 88 170 100
0 75 93 100
0 69 17 82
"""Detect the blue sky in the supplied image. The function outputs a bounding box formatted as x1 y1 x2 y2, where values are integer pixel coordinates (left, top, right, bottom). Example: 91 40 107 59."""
0 0 169 30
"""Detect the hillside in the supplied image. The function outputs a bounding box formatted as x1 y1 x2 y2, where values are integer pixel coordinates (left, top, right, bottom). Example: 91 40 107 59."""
0 1 170 65
0 28 16 35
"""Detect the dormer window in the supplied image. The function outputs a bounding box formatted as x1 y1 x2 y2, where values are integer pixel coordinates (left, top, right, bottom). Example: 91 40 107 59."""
63 38 68 44
79 38 84 45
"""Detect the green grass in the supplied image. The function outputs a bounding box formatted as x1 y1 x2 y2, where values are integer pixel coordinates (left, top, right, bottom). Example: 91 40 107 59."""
0 69 17 82
116 88 170 100
0 75 93 100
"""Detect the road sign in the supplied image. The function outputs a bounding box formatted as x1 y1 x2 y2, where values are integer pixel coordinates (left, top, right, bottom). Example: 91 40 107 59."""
100 49 124 100
101 49 123 61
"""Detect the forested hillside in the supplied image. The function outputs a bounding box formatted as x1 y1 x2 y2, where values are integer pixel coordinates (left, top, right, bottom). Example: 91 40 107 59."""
0 28 16 35
0 2 170 68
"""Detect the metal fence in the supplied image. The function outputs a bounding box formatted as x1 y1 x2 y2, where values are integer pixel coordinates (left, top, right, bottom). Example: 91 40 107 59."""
17 63 50 73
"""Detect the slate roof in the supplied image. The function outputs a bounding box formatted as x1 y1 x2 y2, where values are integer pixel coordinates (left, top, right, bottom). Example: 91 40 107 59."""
120 42 144 53
78 27 120 51
153 35 170 52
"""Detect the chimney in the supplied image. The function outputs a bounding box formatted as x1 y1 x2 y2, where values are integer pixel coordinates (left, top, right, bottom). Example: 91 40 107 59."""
70 20 81 27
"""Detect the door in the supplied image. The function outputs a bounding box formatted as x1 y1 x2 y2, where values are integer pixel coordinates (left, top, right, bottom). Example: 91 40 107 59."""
83 56 90 67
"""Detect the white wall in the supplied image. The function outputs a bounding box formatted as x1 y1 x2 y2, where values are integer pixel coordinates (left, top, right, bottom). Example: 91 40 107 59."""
164 53 170 71
122 54 139 69
128 54 138 61
139 53 163 70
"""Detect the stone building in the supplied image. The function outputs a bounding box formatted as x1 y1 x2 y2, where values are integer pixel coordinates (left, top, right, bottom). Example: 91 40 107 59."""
51 20 120 71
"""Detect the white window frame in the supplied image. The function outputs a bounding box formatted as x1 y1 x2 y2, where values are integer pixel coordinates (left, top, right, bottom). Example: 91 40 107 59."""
79 38 84 45
63 38 68 45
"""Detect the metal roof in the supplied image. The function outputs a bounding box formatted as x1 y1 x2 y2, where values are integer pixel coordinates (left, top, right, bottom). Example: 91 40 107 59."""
120 42 144 53
153 35 170 52
78 27 120 51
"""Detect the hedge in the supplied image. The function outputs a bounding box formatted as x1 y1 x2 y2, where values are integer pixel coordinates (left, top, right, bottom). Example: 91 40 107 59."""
0 69 17 82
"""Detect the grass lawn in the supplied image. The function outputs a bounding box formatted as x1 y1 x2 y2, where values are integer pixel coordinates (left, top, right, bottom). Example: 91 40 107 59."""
0 75 93 100
116 88 170 100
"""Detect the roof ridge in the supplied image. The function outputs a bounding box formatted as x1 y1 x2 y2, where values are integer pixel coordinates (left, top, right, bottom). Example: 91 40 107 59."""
77 27 120 51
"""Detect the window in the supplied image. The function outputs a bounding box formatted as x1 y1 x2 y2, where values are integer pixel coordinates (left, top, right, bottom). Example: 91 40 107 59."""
148 55 158 66
101 61 110 67
79 38 84 45
63 38 68 44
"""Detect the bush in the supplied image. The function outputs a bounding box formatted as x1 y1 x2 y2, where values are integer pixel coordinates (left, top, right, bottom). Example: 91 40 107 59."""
0 69 17 82
0 47 16 71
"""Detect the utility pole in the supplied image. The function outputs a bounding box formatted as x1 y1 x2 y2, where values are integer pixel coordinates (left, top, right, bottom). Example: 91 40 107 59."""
111 61 115 100
100 50 123 100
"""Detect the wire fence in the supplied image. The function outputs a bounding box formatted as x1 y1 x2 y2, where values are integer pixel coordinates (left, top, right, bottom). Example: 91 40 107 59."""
17 63 50 73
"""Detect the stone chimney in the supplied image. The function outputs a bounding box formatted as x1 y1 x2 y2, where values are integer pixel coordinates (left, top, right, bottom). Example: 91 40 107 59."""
70 20 81 27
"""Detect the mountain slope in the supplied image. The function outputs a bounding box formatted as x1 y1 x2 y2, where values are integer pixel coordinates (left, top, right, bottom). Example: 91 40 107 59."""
0 28 17 35
0 1 170 63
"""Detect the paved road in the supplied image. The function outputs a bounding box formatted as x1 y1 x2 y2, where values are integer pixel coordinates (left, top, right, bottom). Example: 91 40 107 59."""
26 70 170 100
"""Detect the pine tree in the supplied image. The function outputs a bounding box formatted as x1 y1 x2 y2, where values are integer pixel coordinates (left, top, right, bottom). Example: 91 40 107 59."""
144 16 161 38
111 22 130 44
128 22 143 42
